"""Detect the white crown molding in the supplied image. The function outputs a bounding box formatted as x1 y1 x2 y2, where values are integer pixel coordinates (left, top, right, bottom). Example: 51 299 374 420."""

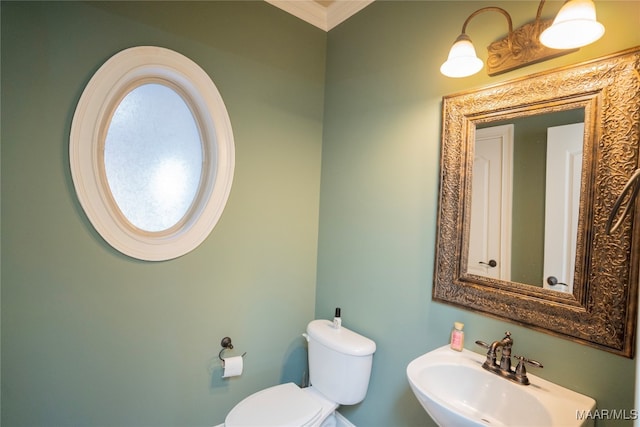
265 0 374 31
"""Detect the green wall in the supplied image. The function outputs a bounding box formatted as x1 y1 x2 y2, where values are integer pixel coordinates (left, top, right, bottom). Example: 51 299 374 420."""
318 1 640 426
2 1 640 427
2 2 325 425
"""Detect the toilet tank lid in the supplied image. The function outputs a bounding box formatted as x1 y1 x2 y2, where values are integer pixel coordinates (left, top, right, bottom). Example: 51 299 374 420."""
307 319 376 356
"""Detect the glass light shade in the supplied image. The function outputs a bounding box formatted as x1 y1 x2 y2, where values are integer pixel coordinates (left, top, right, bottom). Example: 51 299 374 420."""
440 34 484 78
540 0 604 49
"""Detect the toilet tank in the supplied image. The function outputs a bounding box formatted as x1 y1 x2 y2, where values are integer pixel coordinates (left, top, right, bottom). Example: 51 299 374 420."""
306 319 376 405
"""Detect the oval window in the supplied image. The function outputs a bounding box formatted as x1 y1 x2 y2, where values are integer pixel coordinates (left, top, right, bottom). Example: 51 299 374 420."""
104 83 203 233
70 47 234 261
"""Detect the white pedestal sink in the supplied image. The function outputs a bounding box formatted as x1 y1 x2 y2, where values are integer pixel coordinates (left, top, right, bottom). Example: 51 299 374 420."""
407 345 596 426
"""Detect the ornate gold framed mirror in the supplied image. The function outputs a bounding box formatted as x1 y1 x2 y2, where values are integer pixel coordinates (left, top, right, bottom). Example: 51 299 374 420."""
433 47 640 357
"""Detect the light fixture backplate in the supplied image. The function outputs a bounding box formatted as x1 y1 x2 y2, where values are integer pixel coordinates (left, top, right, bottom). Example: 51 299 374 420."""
486 18 577 76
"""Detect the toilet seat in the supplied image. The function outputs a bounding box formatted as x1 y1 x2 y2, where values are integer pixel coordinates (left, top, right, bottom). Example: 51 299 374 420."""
225 383 324 427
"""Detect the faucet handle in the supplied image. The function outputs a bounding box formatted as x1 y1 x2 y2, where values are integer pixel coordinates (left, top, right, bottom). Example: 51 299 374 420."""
475 340 490 349
512 355 543 385
514 355 543 369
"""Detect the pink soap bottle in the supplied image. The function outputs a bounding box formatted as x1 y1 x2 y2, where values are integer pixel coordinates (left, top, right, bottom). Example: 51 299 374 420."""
450 322 464 351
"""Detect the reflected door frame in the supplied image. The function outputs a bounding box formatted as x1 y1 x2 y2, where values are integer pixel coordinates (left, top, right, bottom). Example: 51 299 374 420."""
469 124 514 280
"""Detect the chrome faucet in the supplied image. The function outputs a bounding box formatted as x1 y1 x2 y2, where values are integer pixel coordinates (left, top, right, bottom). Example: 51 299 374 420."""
475 332 543 385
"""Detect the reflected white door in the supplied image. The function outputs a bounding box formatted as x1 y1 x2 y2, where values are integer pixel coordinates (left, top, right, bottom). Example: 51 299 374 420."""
469 125 513 280
543 122 584 292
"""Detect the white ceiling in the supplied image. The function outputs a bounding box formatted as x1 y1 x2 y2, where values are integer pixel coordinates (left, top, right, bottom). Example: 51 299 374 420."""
265 0 374 31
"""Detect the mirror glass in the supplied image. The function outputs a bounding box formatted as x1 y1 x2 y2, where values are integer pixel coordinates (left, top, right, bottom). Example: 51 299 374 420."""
468 109 585 292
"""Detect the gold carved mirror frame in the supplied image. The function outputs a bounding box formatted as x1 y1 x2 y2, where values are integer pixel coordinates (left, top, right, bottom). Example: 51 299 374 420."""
433 47 640 357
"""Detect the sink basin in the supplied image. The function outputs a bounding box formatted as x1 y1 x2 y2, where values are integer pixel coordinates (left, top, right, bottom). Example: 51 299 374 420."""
407 345 596 426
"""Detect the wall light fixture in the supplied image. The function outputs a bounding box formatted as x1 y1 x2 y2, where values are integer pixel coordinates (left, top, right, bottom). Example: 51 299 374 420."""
440 0 605 78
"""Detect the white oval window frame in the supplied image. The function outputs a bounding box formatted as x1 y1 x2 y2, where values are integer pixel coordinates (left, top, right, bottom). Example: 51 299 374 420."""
70 46 235 261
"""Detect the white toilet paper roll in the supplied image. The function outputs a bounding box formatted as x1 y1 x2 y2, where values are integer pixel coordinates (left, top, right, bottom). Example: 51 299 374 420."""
222 356 243 378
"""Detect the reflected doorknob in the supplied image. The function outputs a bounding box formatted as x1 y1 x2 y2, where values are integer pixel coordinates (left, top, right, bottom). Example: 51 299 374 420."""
479 259 497 268
546 276 568 287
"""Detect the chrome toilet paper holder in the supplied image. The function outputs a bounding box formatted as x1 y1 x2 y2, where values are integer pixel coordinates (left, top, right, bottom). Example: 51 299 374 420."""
219 336 246 361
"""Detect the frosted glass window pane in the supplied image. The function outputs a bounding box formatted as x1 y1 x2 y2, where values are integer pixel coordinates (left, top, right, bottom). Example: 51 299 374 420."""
104 83 203 232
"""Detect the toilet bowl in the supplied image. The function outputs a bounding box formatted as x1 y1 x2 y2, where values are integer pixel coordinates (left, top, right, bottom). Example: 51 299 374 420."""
224 382 338 427
224 319 376 427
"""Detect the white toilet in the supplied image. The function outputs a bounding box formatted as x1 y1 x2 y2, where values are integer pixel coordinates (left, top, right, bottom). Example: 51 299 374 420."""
224 319 376 427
